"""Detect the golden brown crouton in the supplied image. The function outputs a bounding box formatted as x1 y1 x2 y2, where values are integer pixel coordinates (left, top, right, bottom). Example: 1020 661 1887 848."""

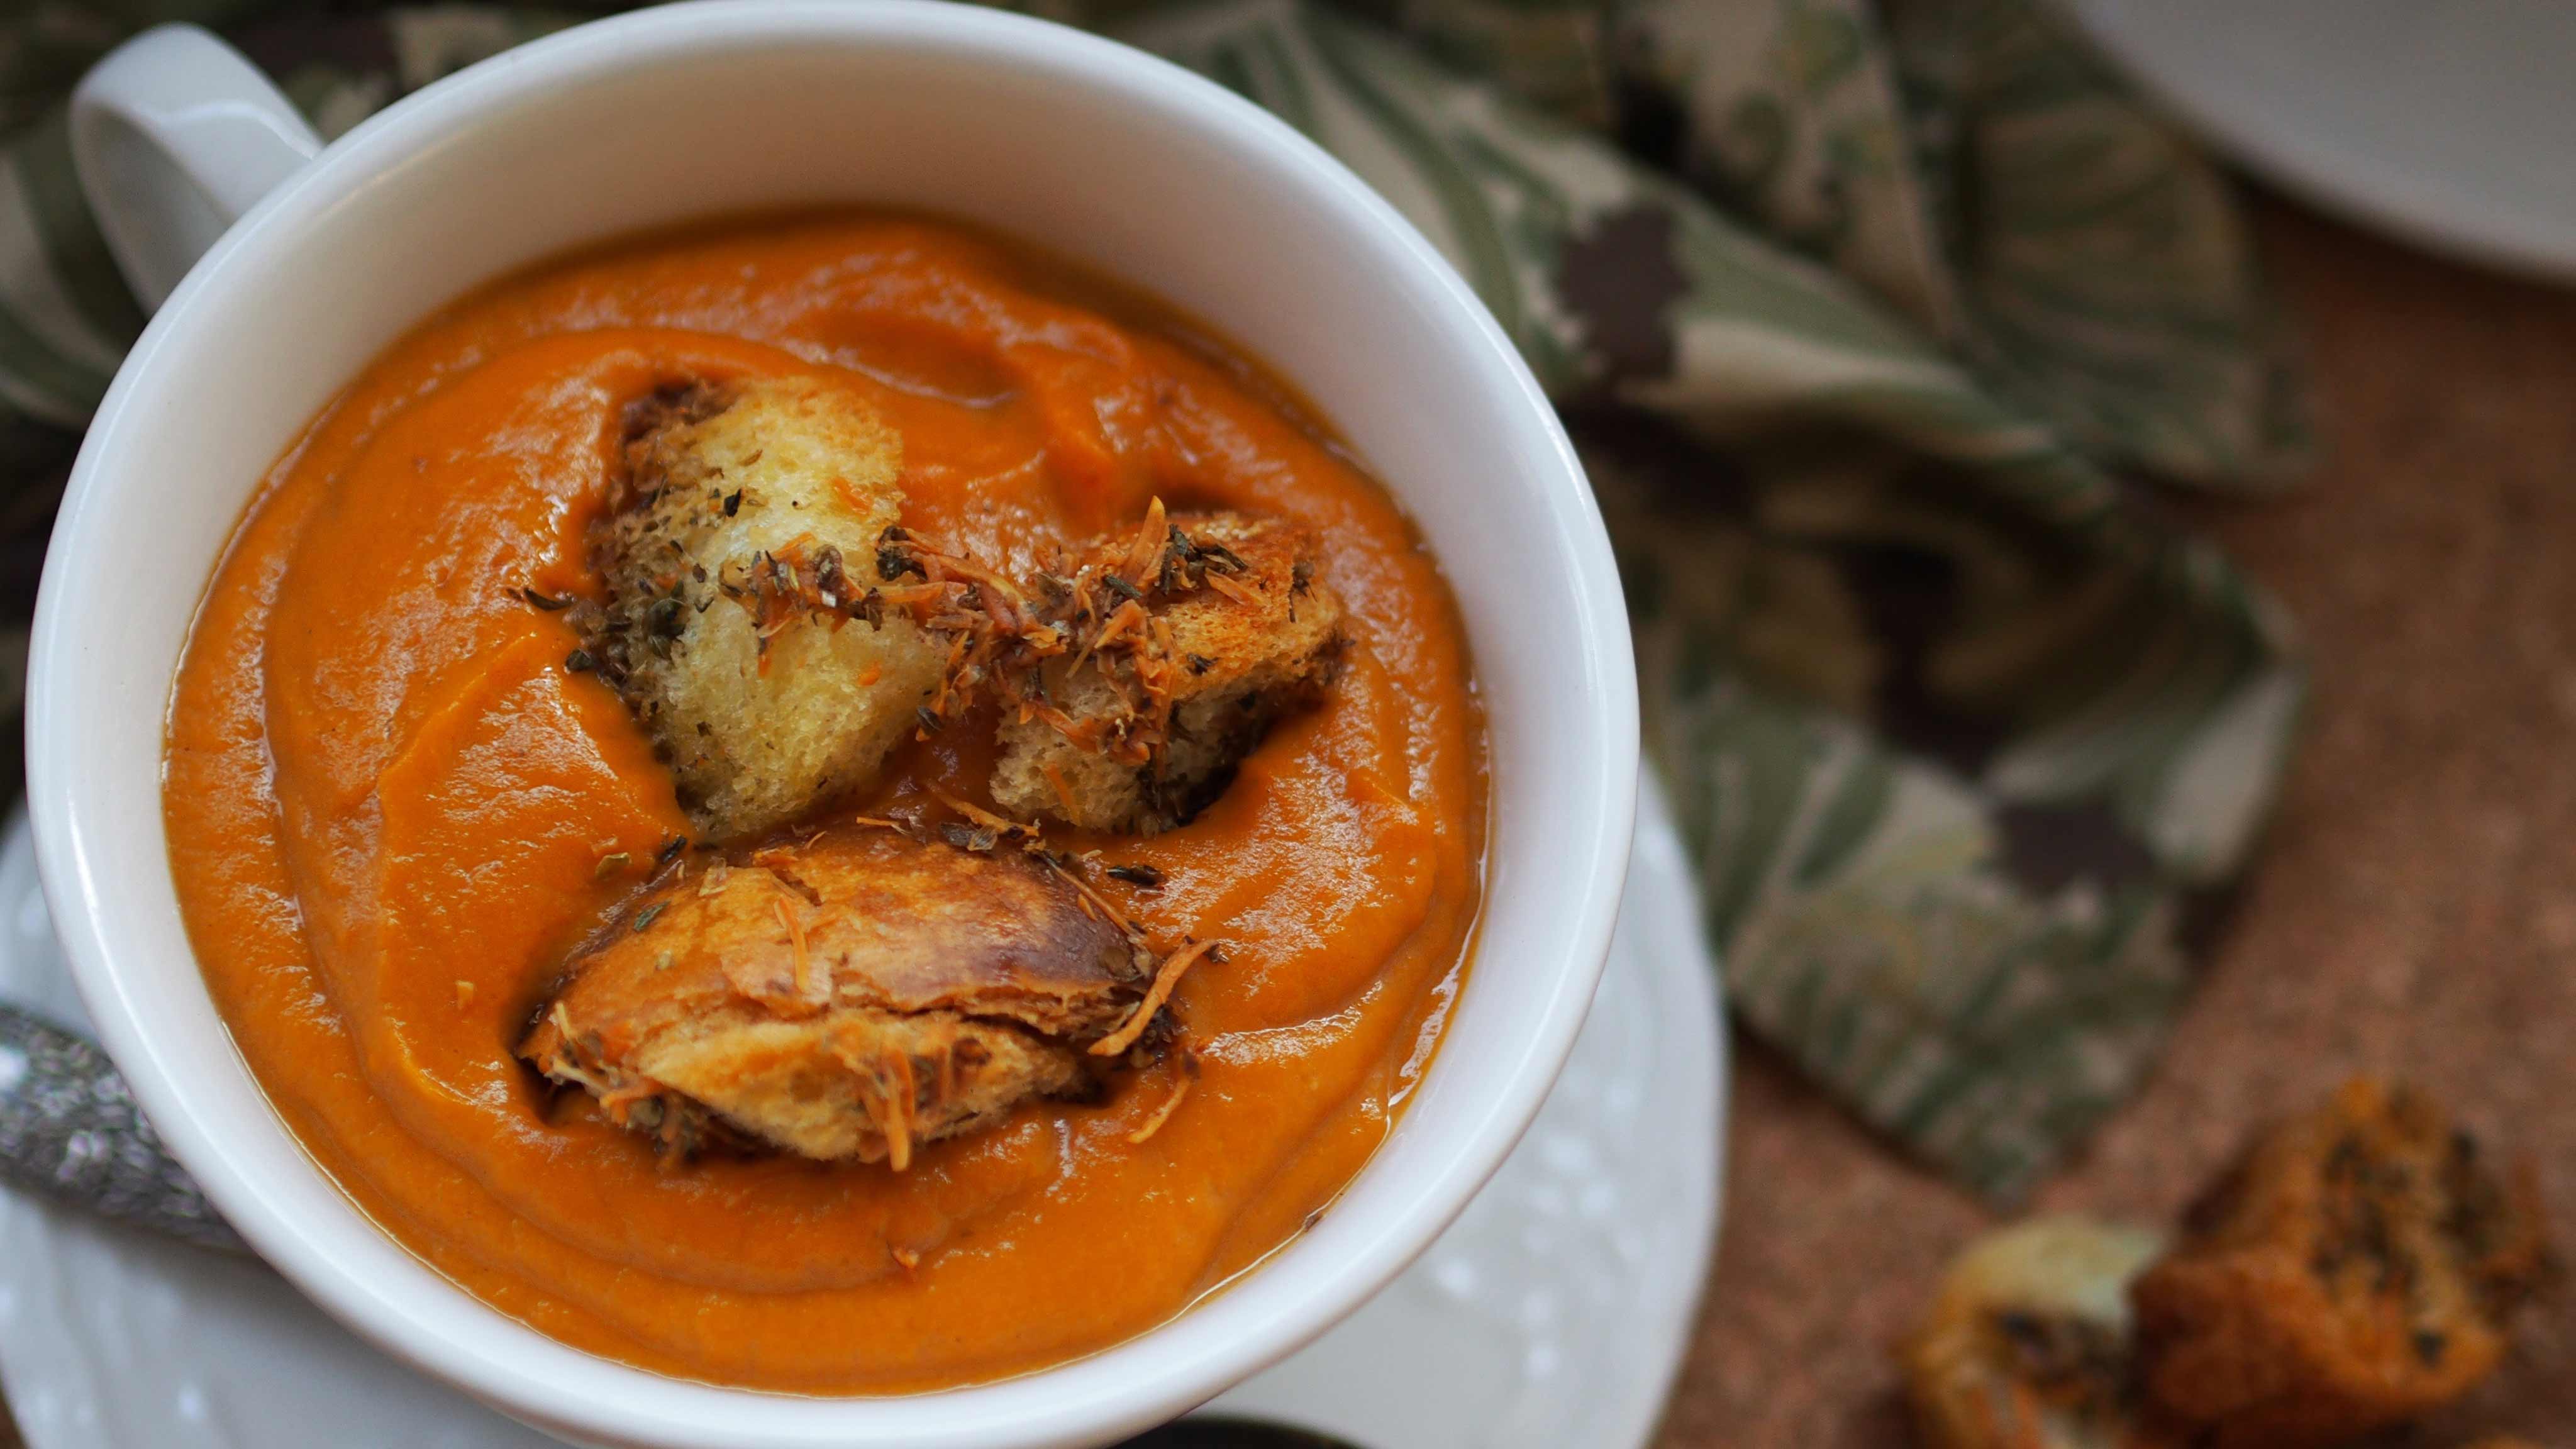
584 376 946 841
1905 1218 2179 1449
982 508 1345 833
2131 1080 2555 1448
519 826 1156 1167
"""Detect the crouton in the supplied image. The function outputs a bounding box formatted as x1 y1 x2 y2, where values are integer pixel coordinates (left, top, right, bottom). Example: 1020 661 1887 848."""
1905 1218 2179 1449
518 826 1157 1167
980 508 1345 833
2131 1080 2555 1448
583 376 947 841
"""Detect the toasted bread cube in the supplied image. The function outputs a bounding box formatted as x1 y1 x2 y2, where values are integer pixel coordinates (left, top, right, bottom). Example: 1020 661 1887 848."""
991 512 1343 833
587 376 945 841
519 827 1153 1167
1905 1218 2179 1449
2131 1080 2555 1448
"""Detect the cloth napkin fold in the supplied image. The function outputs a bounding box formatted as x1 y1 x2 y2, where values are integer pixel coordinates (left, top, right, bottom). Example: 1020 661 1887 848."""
0 0 2307 1201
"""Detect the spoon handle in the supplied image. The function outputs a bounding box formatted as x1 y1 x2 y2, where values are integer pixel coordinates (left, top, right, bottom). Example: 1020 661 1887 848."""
0 1001 245 1252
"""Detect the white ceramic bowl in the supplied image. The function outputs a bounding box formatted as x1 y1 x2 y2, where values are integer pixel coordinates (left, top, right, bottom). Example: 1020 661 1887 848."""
27 5 1638 1446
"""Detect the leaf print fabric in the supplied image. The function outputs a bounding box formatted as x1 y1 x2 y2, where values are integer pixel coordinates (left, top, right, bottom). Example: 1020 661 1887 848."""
0 0 2308 1199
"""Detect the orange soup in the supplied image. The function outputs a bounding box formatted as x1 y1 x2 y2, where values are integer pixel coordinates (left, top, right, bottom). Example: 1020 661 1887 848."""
160 214 1486 1391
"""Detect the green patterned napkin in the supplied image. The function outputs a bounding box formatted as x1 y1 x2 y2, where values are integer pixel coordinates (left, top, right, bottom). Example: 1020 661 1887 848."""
0 0 2307 1201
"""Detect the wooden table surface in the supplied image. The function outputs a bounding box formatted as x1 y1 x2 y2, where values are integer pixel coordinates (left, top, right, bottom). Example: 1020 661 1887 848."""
4 191 2572 1449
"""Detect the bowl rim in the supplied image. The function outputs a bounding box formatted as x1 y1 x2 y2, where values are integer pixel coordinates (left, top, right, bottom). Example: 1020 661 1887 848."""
26 3 1641 1445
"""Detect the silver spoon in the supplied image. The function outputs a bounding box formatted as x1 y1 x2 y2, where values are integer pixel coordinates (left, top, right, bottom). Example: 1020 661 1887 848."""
0 1001 245 1252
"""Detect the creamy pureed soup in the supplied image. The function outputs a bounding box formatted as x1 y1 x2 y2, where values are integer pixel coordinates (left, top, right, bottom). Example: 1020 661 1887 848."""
161 214 1486 1392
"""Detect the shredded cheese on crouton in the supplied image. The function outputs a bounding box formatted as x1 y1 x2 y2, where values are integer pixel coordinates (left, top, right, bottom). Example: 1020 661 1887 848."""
1092 938 1222 1057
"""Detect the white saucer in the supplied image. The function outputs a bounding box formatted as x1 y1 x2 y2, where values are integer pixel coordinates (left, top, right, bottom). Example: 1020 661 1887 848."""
0 781 1723 1449
2063 0 2576 282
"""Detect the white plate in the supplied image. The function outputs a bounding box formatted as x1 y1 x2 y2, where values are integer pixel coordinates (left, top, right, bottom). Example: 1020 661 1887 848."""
2062 0 2576 281
0 780 1723 1449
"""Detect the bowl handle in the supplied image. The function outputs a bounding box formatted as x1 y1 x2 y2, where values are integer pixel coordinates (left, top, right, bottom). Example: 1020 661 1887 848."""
69 25 322 314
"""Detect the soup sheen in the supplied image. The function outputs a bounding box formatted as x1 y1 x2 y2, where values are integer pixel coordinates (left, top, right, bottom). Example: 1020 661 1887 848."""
161 216 1485 1391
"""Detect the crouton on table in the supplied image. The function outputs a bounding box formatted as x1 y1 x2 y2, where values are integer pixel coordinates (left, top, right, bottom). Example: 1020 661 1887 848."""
2131 1080 2555 1448
1906 1217 2178 1449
